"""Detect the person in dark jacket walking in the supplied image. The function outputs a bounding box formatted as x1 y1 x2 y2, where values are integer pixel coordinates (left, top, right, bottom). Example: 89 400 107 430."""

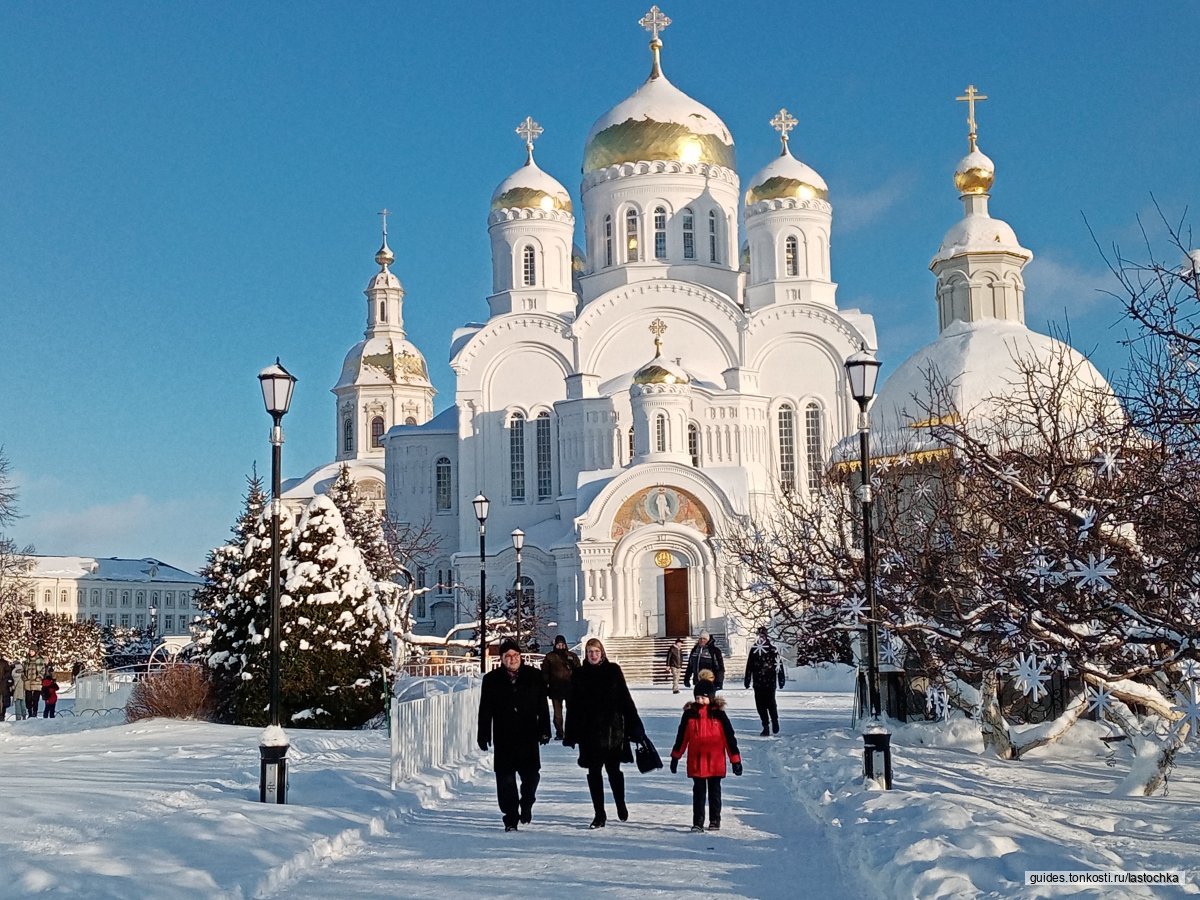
477 639 551 831
670 673 742 832
683 631 725 690
743 627 786 736
0 657 12 721
665 638 684 693
541 634 580 740
564 637 645 829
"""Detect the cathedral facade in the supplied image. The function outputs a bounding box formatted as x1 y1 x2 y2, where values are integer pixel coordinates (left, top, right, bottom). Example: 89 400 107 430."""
374 10 876 647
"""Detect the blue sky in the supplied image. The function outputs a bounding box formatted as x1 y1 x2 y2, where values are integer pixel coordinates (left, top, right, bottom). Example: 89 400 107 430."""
1 2 1196 572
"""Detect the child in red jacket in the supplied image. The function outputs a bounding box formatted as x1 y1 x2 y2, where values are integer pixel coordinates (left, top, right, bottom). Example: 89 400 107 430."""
669 670 741 832
41 670 59 718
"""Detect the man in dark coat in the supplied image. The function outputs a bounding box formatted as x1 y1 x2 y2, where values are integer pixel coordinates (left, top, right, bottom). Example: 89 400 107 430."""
665 638 684 694
477 639 551 831
683 631 725 690
743 627 786 735
541 634 580 740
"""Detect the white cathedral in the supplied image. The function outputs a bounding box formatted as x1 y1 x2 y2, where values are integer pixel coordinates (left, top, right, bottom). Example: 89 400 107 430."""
284 8 1086 655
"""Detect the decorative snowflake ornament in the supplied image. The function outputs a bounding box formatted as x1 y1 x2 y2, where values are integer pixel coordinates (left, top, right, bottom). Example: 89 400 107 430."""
1086 683 1113 717
926 686 949 720
1069 552 1118 593
1092 448 1123 480
1170 683 1200 743
879 629 903 667
981 543 1001 563
1056 654 1074 678
1011 652 1050 702
1078 507 1097 537
840 595 867 626
1179 659 1200 682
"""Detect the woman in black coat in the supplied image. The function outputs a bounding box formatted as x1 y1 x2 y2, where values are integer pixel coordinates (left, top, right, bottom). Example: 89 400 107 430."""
564 637 645 829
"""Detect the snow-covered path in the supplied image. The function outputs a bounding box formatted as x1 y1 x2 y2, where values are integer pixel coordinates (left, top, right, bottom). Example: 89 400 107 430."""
280 688 858 900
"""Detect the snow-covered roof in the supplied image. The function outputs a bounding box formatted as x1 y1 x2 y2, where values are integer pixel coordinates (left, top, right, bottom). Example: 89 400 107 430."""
29 555 201 582
336 335 431 389
490 157 572 214
599 365 721 397
397 404 458 435
745 148 829 207
282 457 385 500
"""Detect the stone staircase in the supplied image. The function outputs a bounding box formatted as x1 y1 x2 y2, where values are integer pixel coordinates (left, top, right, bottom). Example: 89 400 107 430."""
601 634 741 687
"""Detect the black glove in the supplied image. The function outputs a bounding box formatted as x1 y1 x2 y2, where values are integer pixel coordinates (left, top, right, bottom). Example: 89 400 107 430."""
683 680 691 688
539 734 550 745
744 680 751 690
477 737 489 752
669 758 678 774
732 761 743 777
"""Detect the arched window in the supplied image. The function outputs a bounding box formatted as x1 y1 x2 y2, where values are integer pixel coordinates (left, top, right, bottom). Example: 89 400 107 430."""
536 411 553 500
688 422 701 467
805 402 823 491
435 457 453 510
682 208 695 259
708 210 719 263
509 412 526 502
604 215 613 267
653 206 667 260
371 416 385 448
343 418 354 453
514 575 535 610
379 300 387 322
628 426 635 461
785 236 799 277
625 208 639 262
778 404 796 492
522 245 537 286
404 416 417 425
655 414 668 452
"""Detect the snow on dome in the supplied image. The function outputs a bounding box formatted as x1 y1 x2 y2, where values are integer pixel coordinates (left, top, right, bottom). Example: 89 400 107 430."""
366 268 402 291
745 148 829 207
954 148 995 195
870 318 1115 455
932 210 1028 266
632 354 691 386
583 73 734 173
337 336 430 389
490 158 573 214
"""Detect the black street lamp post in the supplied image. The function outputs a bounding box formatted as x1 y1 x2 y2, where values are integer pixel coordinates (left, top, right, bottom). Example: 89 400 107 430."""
258 358 296 804
511 528 525 644
845 348 893 789
473 494 490 673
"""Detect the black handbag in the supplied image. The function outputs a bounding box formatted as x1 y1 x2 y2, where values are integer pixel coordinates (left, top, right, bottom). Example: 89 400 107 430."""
634 736 663 773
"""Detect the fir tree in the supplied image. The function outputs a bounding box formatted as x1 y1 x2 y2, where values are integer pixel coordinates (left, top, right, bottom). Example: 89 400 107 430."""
279 495 388 729
327 465 396 581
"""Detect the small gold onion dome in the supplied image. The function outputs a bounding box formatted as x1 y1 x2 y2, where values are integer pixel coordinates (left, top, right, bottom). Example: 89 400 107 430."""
745 147 828 206
584 74 734 174
375 241 395 268
954 148 995 195
491 157 573 214
633 355 691 385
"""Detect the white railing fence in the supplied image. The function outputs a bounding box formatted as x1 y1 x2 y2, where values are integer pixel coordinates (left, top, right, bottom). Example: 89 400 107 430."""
389 678 482 789
74 669 138 716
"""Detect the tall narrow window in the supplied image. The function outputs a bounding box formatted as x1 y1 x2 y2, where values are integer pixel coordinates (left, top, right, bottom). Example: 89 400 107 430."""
708 210 719 262
628 426 635 461
509 412 526 502
805 402 823 491
343 418 354 453
653 206 667 259
688 422 701 467
655 414 668 452
435 457 452 510
522 245 537 286
379 300 387 322
625 208 639 262
371 416 385 448
778 404 796 492
682 208 695 259
785 236 799 276
604 215 613 267
536 411 553 500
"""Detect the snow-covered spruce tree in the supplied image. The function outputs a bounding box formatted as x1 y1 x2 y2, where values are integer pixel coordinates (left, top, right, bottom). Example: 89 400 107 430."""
0 610 104 673
207 498 296 726
279 495 389 729
192 470 267 719
327 465 397 581
101 623 152 668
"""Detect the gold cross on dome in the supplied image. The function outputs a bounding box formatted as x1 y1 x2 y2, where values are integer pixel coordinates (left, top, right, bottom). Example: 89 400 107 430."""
639 5 671 41
515 116 543 149
955 84 988 151
770 107 798 153
649 317 668 355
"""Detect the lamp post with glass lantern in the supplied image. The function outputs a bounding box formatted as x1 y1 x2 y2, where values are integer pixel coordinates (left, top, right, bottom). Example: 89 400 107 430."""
511 528 525 644
473 494 490 672
844 348 892 788
257 358 296 803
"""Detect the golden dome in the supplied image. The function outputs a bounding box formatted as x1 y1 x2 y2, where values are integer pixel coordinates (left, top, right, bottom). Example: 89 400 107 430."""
491 158 573 214
745 173 829 205
583 75 734 174
633 360 690 385
374 241 395 268
954 148 995 195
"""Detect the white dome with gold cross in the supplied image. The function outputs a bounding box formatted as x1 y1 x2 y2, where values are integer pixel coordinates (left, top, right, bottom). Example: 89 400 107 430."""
491 118 573 215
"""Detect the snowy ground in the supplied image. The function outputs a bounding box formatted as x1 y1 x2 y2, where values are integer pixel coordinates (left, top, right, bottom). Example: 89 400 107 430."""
0 675 1197 898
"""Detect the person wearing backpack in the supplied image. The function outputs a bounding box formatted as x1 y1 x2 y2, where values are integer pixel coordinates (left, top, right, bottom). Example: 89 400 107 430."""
41 667 59 718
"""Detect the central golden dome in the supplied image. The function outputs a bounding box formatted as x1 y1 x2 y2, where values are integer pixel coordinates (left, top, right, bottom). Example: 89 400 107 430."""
583 74 734 174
